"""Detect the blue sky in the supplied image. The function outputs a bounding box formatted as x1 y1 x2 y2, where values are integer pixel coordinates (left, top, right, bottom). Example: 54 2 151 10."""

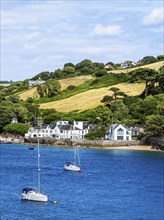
1 0 163 81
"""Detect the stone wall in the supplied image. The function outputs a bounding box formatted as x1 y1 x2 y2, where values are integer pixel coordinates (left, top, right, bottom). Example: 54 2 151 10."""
26 137 140 147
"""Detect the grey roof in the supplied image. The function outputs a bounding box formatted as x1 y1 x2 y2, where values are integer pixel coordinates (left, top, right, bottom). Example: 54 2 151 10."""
41 124 49 129
74 127 81 130
59 124 72 130
111 124 120 130
49 124 56 129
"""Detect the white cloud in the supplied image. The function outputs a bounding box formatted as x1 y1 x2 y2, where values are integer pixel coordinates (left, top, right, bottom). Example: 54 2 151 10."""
92 24 122 36
1 1 163 81
142 7 164 25
75 47 105 54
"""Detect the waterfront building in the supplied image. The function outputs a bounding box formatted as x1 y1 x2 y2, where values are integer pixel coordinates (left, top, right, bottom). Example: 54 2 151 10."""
25 120 91 140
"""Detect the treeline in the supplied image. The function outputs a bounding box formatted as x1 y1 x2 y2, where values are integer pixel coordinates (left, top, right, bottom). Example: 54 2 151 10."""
31 55 164 81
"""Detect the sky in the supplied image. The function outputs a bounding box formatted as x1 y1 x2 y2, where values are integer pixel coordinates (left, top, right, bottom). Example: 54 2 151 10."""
1 0 164 81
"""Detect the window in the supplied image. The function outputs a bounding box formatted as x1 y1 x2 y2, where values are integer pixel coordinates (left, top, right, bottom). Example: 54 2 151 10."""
117 136 123 140
117 128 124 135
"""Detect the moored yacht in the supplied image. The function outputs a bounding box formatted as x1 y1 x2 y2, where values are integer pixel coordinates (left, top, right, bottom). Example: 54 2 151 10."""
21 134 48 202
64 146 82 172
22 188 48 202
64 162 81 172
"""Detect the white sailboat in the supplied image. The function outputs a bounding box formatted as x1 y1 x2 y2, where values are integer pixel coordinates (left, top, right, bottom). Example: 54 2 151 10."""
64 146 82 172
22 135 48 202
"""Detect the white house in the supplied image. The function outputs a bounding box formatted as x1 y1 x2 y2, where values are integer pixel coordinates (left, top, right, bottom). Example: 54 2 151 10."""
108 124 132 141
28 78 45 87
11 117 18 123
25 120 91 140
121 61 136 69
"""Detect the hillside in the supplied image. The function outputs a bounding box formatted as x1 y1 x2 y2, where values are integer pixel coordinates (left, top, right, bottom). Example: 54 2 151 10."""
1 57 163 138
40 82 145 112
19 75 94 101
18 60 163 112
108 61 164 74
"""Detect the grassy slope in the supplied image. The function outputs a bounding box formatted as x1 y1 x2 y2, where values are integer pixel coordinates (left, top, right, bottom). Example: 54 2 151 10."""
18 61 163 111
108 61 164 74
59 75 94 90
19 75 94 101
40 82 145 112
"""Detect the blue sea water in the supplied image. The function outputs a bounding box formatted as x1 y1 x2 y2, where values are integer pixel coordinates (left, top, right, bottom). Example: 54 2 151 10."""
0 144 164 220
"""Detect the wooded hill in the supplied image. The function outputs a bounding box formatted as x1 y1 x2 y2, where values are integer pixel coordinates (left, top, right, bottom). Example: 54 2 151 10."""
0 55 164 138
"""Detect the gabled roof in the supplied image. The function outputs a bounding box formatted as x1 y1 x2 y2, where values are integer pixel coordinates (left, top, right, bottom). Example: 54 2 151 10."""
49 124 56 129
41 124 49 129
59 124 72 130
110 124 131 132
111 124 120 130
74 127 81 130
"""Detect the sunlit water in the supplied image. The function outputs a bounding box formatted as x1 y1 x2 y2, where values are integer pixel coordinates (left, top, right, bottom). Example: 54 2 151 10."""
0 144 164 220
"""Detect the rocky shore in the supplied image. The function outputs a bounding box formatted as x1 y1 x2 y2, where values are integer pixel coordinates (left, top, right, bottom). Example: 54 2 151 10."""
0 133 163 152
0 133 24 144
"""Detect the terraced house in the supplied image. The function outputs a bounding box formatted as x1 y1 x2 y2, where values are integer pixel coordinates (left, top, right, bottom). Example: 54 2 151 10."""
25 121 91 140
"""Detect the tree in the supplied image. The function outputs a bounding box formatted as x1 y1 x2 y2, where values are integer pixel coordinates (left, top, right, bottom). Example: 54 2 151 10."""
26 97 34 104
93 62 105 70
145 115 164 136
157 66 164 91
13 106 28 123
139 56 157 65
110 100 129 123
32 71 50 80
0 106 16 132
129 95 158 124
64 62 75 68
157 55 164 61
46 79 61 97
129 68 158 98
63 66 75 75
3 123 30 135
43 112 62 124
52 69 63 79
93 105 112 126
75 59 96 75
7 95 20 103
109 88 127 99
37 85 45 98
95 69 108 77
85 126 106 140
67 85 76 90
101 95 113 103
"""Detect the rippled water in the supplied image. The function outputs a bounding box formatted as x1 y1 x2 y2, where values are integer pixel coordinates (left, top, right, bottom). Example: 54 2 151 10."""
0 144 163 220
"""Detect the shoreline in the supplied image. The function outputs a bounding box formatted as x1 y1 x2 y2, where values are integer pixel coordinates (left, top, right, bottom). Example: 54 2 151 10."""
25 143 164 152
97 145 163 152
0 135 163 152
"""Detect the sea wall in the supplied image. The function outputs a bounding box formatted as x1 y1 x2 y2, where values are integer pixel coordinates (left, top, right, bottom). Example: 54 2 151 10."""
26 137 140 148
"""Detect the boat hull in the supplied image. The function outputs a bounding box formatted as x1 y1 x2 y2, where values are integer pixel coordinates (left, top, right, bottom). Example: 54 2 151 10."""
22 191 48 202
64 164 81 172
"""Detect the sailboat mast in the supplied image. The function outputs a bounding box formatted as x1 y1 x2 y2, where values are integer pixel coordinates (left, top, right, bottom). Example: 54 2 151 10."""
74 147 77 165
77 146 81 166
37 134 41 193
